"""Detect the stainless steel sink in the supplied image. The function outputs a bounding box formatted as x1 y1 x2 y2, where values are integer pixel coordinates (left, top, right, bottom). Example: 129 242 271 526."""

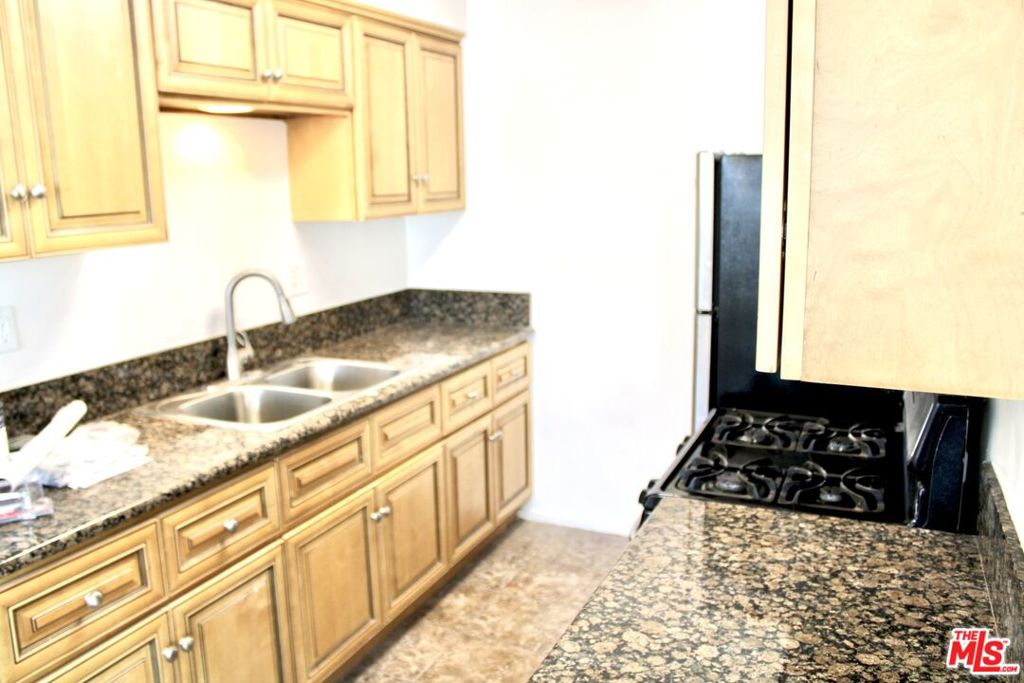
154 356 402 431
156 386 333 431
262 358 400 392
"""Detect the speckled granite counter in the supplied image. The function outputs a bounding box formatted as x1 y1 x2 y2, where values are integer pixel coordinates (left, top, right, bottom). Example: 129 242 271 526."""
0 321 530 579
531 497 994 682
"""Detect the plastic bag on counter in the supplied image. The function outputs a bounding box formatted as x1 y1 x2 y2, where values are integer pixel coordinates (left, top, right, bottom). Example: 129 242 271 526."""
34 421 150 489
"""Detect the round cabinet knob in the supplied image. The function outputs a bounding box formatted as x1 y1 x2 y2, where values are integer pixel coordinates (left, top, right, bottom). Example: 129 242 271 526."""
487 430 504 443
9 184 26 201
261 69 273 81
222 518 239 533
29 184 45 199
379 506 392 518
370 506 392 522
83 590 104 609
179 636 195 652
466 390 481 401
272 69 284 81
161 646 179 662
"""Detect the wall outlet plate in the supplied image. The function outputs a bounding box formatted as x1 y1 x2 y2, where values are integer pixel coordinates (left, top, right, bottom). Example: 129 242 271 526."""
287 264 310 296
0 307 18 353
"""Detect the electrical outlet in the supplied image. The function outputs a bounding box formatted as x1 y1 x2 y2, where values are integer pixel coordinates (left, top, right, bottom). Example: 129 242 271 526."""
0 307 19 353
288 264 310 296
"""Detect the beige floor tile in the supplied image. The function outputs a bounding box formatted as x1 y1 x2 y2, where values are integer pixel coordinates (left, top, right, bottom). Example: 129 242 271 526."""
344 520 627 683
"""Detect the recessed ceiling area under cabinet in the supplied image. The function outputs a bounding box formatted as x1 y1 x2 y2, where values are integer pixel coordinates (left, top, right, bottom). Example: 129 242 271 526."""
0 0 166 262
287 22 465 221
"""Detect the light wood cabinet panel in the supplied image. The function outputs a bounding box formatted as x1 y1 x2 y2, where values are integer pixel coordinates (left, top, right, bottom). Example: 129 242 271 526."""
278 419 371 524
172 543 293 683
267 0 353 108
19 0 165 254
492 343 530 406
444 416 494 563
358 20 417 218
369 385 442 471
152 0 269 100
414 34 463 213
160 464 281 592
492 391 531 524
758 0 1024 399
0 0 29 261
283 489 382 682
374 445 448 621
39 613 176 683
440 362 492 434
0 523 166 682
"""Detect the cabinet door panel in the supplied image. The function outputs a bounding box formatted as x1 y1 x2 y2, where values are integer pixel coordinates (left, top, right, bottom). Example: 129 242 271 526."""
376 445 447 621
284 490 382 682
22 0 165 254
360 22 416 217
268 0 352 108
415 35 463 213
172 544 293 683
781 0 1024 399
493 392 531 524
0 1 28 260
153 0 269 100
444 416 494 563
40 614 175 683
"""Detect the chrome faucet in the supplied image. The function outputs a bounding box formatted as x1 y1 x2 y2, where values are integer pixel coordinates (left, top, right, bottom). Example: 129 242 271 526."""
224 270 296 381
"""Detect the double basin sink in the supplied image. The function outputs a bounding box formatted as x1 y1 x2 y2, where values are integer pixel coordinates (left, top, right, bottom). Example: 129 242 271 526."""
156 357 401 431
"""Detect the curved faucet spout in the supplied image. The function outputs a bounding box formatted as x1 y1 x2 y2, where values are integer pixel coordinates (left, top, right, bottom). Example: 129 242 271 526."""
224 270 296 381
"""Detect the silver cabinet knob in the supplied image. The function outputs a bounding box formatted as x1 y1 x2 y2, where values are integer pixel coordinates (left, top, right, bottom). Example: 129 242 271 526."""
29 184 45 199
466 390 481 401
178 635 195 652
9 184 26 201
222 518 239 533
272 69 284 81
161 646 179 662
261 69 273 81
370 506 392 522
83 590 104 609
488 430 504 443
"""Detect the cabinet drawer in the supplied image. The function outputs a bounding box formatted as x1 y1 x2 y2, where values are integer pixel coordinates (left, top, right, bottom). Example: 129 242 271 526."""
440 363 493 433
492 344 530 405
0 523 165 681
279 419 372 524
161 464 281 591
370 386 443 470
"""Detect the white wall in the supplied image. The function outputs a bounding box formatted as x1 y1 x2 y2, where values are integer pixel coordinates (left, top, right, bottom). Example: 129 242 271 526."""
982 400 1024 546
0 113 407 391
406 0 767 534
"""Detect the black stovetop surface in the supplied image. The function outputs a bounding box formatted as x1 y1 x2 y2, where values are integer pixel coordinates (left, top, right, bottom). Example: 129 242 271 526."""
665 408 905 523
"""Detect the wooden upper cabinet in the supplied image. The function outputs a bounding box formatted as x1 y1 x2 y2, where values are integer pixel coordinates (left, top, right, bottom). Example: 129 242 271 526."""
171 543 294 683
267 0 353 108
153 0 353 108
16 0 165 255
757 0 1024 399
414 34 463 213
359 20 417 218
0 2 30 261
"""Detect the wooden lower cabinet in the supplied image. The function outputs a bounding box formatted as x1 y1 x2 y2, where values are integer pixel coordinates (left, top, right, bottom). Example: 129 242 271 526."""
444 416 495 563
375 445 449 621
493 391 532 524
284 489 382 683
171 543 293 683
39 614 175 683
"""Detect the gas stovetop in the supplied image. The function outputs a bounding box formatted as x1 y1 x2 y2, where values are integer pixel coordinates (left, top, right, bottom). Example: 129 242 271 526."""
665 409 903 521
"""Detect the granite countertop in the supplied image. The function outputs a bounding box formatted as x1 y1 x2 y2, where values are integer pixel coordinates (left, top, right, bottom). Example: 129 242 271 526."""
0 321 531 579
531 497 994 682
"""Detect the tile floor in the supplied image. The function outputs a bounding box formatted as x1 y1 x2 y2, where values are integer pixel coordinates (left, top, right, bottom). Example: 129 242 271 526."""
341 520 628 683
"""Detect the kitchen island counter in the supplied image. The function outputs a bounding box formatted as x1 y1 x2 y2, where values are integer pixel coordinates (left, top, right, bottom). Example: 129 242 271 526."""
531 496 993 682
